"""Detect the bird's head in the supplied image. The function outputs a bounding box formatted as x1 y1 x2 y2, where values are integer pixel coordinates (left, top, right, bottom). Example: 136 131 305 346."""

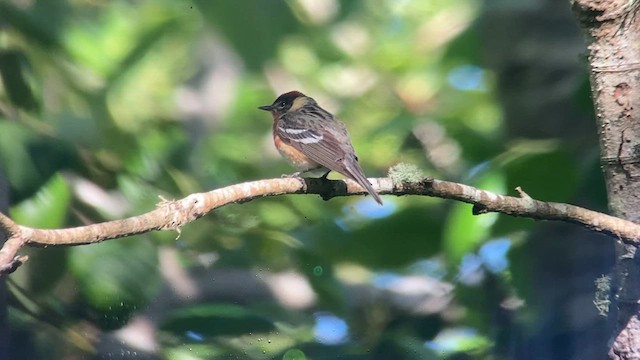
258 91 312 117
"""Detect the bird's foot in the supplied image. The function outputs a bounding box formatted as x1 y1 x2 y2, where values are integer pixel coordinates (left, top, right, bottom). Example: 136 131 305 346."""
281 171 302 178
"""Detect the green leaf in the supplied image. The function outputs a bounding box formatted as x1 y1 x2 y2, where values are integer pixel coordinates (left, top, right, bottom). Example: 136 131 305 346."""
160 304 274 338
11 173 71 228
194 0 300 70
443 171 505 266
0 2 63 50
106 18 181 89
25 247 68 296
503 146 577 202
0 122 79 202
258 202 302 230
393 335 440 360
306 206 445 270
282 349 308 360
0 122 40 201
429 327 492 355
164 344 227 359
0 50 38 111
444 27 482 64
491 146 580 237
68 237 159 330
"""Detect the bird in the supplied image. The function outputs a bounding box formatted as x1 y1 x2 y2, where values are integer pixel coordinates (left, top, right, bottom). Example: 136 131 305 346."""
259 91 383 205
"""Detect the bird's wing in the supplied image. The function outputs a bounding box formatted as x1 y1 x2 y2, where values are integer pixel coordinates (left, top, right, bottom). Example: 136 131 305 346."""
276 111 383 204
276 110 355 174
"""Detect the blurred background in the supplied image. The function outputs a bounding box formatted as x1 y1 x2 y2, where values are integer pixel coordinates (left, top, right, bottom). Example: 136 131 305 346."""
0 0 613 359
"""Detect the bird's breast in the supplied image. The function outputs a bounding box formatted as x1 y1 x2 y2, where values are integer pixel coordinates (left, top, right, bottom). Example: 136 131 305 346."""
273 134 320 172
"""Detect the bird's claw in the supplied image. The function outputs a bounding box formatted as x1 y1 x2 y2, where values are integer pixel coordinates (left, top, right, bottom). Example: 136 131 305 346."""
281 171 302 178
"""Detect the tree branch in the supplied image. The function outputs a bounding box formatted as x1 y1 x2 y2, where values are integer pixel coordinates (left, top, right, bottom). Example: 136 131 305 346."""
0 175 638 276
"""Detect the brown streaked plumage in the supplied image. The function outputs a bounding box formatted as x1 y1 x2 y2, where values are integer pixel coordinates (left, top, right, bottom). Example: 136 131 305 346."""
259 91 383 205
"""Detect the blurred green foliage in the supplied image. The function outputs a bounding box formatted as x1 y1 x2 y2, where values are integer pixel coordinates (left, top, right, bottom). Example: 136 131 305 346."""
0 0 599 359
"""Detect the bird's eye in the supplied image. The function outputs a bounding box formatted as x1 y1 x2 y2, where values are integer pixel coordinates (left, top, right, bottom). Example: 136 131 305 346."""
276 101 286 110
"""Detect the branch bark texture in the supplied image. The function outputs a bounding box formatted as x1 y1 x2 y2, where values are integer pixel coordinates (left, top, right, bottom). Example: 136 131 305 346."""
1 176 639 276
571 0 640 358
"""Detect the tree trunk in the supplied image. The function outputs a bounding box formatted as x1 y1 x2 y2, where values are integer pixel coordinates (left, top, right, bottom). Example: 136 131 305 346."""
0 165 10 359
571 0 640 358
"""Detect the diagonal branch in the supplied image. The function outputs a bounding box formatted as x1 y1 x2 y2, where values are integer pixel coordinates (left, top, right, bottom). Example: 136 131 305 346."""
0 175 638 276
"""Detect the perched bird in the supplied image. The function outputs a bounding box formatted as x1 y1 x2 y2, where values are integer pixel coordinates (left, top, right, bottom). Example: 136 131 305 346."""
259 91 383 205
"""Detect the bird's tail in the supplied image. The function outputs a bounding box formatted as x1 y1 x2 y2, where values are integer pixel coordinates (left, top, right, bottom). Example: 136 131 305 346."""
344 161 383 205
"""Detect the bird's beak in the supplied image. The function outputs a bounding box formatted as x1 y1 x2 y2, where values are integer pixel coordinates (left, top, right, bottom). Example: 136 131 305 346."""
258 105 273 111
